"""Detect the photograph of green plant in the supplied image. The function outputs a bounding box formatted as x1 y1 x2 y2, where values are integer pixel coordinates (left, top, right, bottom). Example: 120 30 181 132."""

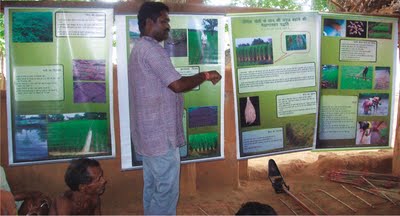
321 65 338 89
12 12 53 43
47 112 111 158
235 37 273 67
340 66 372 89
368 22 392 39
188 18 218 64
188 132 218 157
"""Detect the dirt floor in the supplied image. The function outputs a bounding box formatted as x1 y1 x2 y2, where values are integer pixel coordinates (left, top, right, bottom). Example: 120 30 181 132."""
107 149 400 215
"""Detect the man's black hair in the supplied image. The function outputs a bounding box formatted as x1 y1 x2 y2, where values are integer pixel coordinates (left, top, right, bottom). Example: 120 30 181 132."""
236 201 277 215
64 158 100 191
137 1 169 35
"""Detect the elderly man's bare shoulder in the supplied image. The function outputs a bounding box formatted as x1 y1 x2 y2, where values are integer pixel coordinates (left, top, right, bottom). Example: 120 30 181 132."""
49 192 74 215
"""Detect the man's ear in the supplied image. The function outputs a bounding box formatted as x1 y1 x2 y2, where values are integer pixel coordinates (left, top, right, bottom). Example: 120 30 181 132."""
145 18 154 26
78 184 86 192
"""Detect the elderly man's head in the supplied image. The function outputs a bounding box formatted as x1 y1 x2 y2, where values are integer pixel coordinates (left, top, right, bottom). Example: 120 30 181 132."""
64 158 106 195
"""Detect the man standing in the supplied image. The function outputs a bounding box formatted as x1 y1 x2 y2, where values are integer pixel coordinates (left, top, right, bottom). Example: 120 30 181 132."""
128 2 222 215
49 158 107 215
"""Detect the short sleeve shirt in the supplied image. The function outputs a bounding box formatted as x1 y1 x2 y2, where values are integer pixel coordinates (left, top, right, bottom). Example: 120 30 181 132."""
128 36 185 156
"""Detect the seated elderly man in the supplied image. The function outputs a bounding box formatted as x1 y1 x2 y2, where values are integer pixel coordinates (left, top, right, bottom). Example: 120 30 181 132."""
49 158 107 215
0 166 51 215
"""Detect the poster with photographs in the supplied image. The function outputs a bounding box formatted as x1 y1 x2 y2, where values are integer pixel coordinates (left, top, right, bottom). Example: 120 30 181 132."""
116 14 225 170
5 7 115 165
317 13 398 149
228 12 320 159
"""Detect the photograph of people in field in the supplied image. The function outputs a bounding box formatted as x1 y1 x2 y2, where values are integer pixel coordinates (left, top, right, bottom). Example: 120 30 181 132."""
340 66 372 89
356 121 388 145
358 93 389 116
235 37 273 67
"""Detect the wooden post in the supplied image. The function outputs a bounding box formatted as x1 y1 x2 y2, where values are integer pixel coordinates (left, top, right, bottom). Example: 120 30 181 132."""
394 20 400 177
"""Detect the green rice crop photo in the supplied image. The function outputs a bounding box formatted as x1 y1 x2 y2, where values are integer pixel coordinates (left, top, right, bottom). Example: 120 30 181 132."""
188 132 218 155
368 22 392 39
47 119 110 157
340 66 373 89
321 65 338 89
188 29 218 64
12 11 53 43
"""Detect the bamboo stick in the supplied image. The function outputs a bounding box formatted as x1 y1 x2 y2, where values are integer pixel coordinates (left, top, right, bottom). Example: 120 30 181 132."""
352 186 387 200
279 198 298 215
341 184 374 208
283 187 318 215
361 176 397 205
300 192 329 215
329 0 346 11
318 189 357 213
197 206 208 215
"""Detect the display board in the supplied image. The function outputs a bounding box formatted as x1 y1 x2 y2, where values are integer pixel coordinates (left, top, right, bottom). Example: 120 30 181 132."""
116 14 225 170
317 13 398 149
228 12 320 159
5 7 115 165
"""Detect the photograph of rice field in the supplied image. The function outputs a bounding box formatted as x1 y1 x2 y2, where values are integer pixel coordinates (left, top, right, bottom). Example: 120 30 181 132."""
340 66 372 89
47 112 111 158
374 66 390 89
188 132 218 157
368 22 392 39
321 65 338 89
235 37 273 67
165 29 188 57
188 18 218 64
285 34 306 51
12 12 53 43
323 18 345 37
14 115 49 162
73 59 106 81
285 119 314 149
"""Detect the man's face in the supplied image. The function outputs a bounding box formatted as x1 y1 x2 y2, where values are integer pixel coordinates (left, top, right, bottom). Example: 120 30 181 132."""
149 10 170 42
82 166 107 196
